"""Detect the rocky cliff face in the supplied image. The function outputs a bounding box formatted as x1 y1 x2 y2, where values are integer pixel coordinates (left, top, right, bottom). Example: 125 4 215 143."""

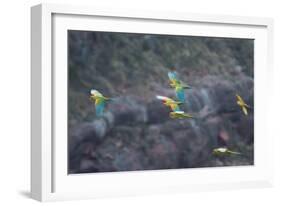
68 31 254 173
68 75 253 173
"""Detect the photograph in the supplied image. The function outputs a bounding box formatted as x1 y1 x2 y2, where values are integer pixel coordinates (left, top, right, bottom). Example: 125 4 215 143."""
67 30 254 174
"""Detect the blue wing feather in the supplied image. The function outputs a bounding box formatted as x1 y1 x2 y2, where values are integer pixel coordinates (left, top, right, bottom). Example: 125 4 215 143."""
176 88 185 103
95 101 105 117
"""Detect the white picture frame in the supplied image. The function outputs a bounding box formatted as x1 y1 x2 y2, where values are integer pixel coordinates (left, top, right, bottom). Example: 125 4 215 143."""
31 3 274 202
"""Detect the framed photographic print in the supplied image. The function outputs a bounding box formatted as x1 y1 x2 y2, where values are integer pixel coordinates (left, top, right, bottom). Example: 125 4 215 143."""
31 3 274 201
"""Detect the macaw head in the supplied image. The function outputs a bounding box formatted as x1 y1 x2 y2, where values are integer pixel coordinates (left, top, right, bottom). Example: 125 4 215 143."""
90 89 96 95
91 89 103 98
89 90 96 102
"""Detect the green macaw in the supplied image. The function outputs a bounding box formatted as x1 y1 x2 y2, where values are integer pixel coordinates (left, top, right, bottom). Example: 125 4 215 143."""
212 147 241 156
236 94 250 115
156 95 193 119
168 69 191 103
89 89 110 117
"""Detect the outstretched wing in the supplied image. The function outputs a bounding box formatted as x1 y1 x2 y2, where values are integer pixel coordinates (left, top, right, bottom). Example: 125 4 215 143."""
175 87 185 103
228 151 241 155
168 71 178 81
174 111 193 118
242 106 248 115
168 71 181 86
156 95 173 103
95 98 105 117
173 111 193 118
174 111 184 114
236 94 245 104
181 83 192 89
183 113 193 118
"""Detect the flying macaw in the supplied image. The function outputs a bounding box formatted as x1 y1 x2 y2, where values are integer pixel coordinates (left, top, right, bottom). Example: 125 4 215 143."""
236 94 250 115
89 89 110 117
168 71 191 89
156 95 193 119
168 69 191 103
212 147 241 156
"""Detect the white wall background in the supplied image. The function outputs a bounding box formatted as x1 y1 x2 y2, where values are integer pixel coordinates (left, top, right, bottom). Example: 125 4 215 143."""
0 0 280 205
